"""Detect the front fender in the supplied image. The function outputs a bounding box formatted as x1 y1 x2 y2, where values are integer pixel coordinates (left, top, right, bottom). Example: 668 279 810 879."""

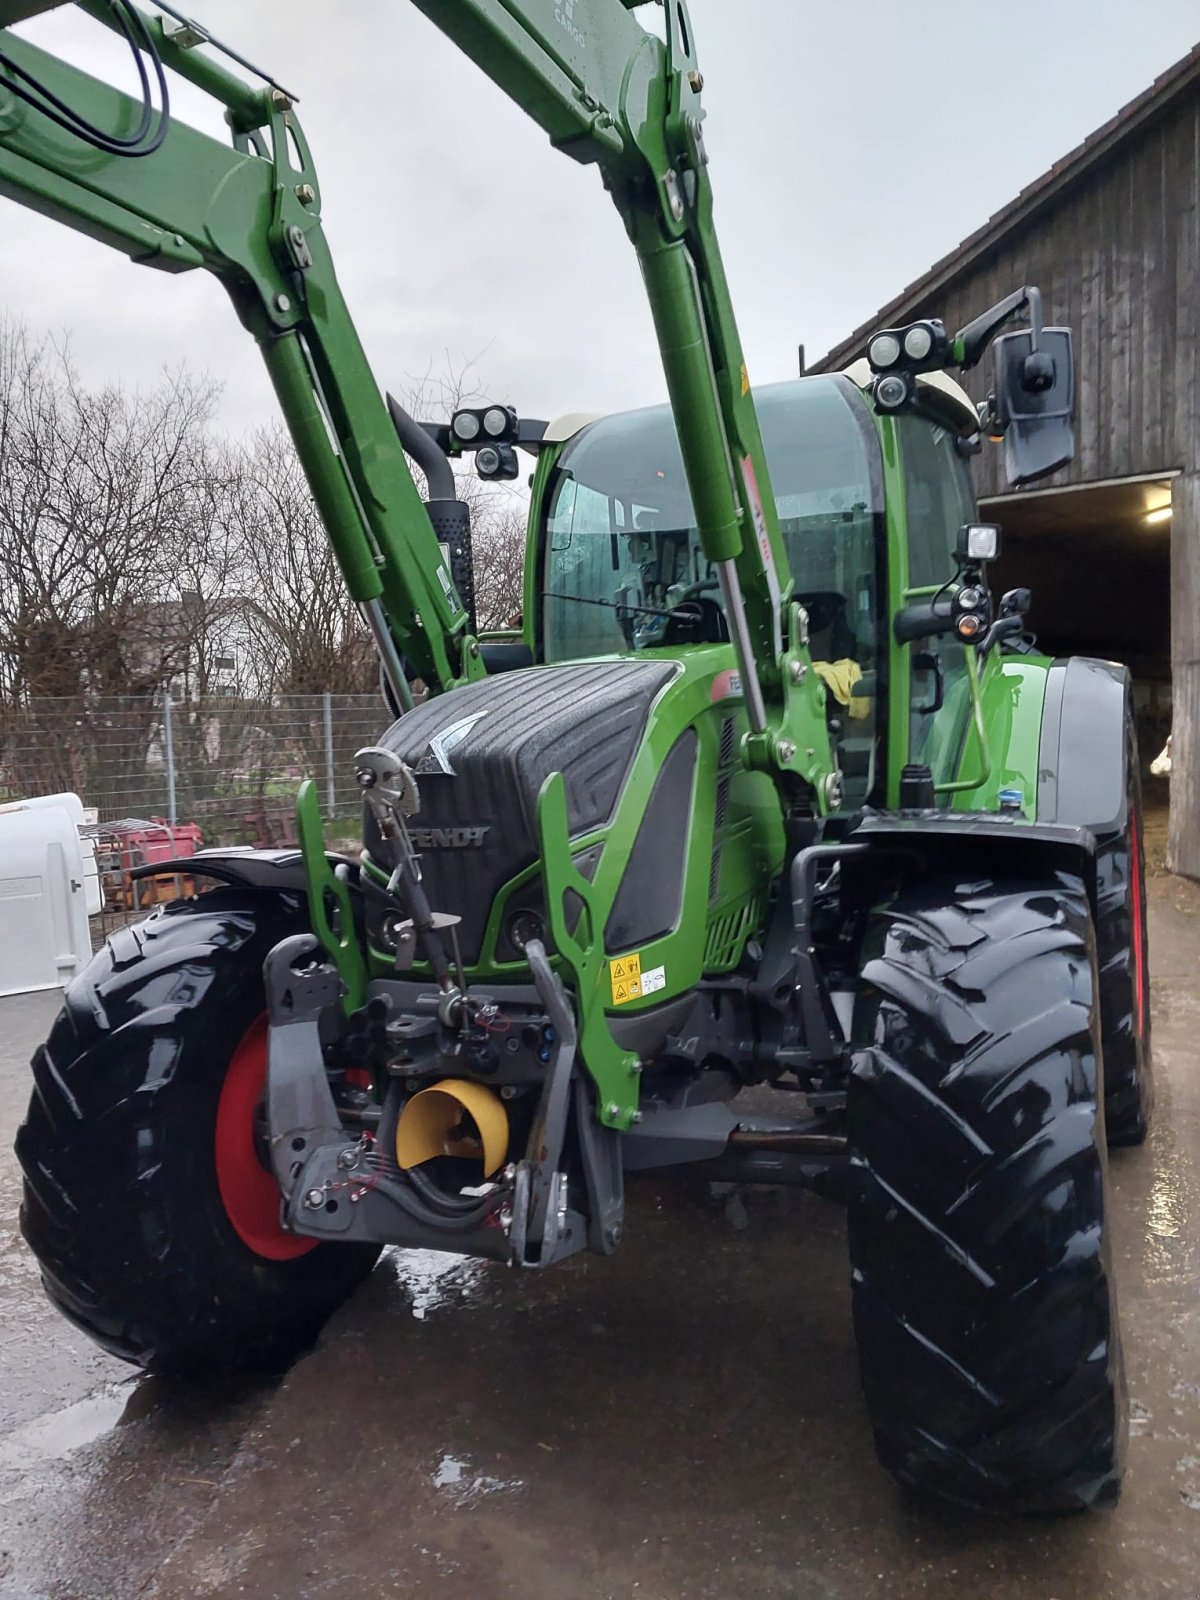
953 655 1050 817
1037 657 1132 836
129 846 357 894
846 811 1099 921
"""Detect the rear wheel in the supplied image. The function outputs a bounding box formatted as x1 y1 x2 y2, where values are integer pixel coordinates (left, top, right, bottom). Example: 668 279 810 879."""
848 871 1126 1514
16 888 380 1376
1095 733 1154 1144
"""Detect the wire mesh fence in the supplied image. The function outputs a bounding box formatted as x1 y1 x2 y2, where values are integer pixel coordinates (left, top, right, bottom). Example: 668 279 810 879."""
0 692 393 848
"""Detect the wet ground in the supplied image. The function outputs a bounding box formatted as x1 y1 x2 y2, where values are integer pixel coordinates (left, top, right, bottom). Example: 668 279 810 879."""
0 875 1198 1599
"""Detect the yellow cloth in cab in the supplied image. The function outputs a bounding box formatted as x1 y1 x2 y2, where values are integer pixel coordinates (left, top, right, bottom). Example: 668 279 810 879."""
813 658 870 720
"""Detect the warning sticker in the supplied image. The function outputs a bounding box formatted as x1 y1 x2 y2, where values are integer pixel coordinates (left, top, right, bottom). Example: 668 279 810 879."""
710 668 743 704
740 362 750 397
641 964 666 996
609 953 642 1006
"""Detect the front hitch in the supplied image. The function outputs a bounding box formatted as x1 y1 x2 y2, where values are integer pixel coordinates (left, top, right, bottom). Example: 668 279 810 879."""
261 933 615 1268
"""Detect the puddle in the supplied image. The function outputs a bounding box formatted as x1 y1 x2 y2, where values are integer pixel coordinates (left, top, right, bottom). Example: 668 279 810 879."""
1141 1135 1198 1285
0 1381 132 1470
433 1452 466 1488
1146 1160 1191 1240
430 1451 523 1505
384 1247 488 1321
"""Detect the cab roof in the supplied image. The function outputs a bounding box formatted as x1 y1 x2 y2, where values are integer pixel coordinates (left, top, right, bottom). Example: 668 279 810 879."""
543 366 981 449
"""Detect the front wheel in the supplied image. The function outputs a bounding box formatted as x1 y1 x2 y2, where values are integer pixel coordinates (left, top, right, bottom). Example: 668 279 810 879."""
848 871 1127 1514
15 888 380 1376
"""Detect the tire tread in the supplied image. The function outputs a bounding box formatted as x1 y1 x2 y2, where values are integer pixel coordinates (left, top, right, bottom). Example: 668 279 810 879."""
15 888 378 1375
849 873 1126 1514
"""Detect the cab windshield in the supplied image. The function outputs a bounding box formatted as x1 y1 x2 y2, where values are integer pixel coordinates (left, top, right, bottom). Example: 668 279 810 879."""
541 376 884 804
542 375 882 665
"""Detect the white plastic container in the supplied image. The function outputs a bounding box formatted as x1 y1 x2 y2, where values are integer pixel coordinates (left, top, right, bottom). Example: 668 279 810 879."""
0 803 92 996
0 792 102 916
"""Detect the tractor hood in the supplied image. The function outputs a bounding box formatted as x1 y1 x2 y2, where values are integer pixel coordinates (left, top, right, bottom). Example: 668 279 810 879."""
364 659 677 964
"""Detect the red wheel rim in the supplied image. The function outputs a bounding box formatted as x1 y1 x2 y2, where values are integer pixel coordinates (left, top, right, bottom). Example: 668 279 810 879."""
1130 807 1148 1038
215 1014 316 1261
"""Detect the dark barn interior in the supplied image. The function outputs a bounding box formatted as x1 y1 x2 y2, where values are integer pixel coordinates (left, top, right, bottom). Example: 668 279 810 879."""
984 475 1175 766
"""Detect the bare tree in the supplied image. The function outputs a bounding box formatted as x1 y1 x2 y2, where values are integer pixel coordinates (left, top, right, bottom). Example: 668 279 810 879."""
0 320 235 809
0 318 220 704
225 424 375 696
472 505 528 630
0 321 530 744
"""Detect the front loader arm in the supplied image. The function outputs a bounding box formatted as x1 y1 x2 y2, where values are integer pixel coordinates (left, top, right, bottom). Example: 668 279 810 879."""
0 0 835 803
413 0 834 803
0 3 483 702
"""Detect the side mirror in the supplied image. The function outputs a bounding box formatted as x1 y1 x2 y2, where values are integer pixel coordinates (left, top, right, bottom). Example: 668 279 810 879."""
991 326 1075 486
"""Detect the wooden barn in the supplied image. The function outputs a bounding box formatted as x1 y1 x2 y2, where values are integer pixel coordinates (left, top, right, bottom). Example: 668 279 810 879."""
812 43 1200 879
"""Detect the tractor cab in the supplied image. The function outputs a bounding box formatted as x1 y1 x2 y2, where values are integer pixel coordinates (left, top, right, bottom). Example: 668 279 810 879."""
534 368 982 810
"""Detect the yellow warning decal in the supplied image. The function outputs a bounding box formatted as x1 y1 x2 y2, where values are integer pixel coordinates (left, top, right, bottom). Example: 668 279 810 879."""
740 362 750 397
609 952 642 1006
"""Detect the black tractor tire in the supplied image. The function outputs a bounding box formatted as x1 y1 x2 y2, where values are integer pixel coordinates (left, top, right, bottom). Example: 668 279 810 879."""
1095 733 1154 1145
15 888 381 1377
848 871 1127 1515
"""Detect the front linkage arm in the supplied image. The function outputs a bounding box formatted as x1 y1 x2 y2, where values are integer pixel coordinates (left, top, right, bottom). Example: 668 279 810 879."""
0 2 484 702
413 0 836 808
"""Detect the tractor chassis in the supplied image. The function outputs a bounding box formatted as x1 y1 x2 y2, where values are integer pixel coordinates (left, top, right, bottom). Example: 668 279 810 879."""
146 805 1102 1270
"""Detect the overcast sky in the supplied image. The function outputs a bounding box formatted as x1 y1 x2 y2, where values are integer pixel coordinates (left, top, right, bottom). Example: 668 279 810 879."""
3 0 1198 438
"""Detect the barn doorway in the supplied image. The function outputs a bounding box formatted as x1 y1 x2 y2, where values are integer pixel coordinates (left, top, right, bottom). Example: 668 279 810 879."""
981 471 1175 860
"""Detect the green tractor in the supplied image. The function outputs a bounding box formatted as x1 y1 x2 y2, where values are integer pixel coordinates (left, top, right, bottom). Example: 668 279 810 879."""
4 0 1149 1515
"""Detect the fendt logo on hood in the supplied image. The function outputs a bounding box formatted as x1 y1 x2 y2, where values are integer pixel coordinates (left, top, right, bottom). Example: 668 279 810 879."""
415 709 488 776
409 825 490 849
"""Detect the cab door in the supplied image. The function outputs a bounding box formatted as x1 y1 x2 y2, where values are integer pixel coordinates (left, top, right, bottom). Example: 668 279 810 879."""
894 413 979 795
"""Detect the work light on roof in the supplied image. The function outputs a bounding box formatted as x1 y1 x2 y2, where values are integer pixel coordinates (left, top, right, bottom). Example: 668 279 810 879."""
903 324 934 361
873 372 913 413
867 332 901 370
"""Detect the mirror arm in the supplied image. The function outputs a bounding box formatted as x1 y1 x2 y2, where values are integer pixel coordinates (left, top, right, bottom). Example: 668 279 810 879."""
953 285 1044 371
893 597 955 646
978 613 1027 657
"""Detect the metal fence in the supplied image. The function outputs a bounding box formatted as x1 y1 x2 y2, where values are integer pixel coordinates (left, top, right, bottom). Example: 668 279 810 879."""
0 692 393 847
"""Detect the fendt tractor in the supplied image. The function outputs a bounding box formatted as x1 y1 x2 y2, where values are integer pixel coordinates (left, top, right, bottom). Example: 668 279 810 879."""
2 0 1150 1515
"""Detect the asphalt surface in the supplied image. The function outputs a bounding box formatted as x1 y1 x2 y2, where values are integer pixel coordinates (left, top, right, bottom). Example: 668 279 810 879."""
0 876 1198 1599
